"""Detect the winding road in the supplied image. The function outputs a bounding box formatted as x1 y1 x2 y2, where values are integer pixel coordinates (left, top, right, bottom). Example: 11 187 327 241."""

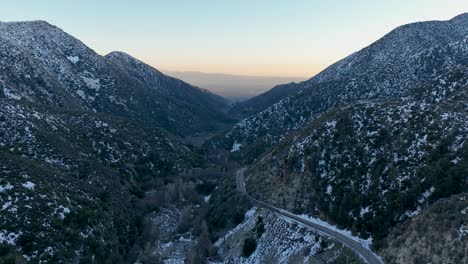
236 168 384 264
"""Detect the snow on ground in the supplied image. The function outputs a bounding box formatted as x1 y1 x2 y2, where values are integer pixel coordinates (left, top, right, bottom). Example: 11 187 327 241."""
418 186 434 203
1 201 12 211
458 224 468 239
3 87 21 100
81 76 101 91
231 141 242 152
360 206 370 217
21 181 35 190
76 90 86 100
0 183 13 192
216 207 359 263
292 212 373 249
56 205 71 219
204 194 211 203
0 230 21 245
215 207 257 247
66 55 80 64
462 207 468 215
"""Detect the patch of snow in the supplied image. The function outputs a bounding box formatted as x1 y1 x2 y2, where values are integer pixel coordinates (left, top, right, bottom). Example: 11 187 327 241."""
22 181 35 190
76 90 86 99
418 187 434 203
45 246 54 256
203 194 211 203
289 212 374 249
0 231 21 245
461 207 468 215
403 207 421 218
57 205 71 219
95 121 109 128
245 207 257 218
231 141 242 152
458 224 468 239
81 76 101 91
1 201 11 211
360 206 370 217
325 120 337 129
215 207 257 246
3 87 21 100
0 183 13 193
67 55 80 64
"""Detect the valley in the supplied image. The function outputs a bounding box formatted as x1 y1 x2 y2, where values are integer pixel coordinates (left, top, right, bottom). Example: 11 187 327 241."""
0 12 467 264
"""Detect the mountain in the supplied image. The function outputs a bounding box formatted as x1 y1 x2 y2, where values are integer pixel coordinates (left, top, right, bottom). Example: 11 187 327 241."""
0 20 230 262
209 13 467 263
245 69 467 241
228 81 304 118
0 21 233 137
1 14 467 264
214 13 468 161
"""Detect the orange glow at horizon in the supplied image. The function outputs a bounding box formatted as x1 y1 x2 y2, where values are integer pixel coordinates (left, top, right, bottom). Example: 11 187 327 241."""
145 60 328 78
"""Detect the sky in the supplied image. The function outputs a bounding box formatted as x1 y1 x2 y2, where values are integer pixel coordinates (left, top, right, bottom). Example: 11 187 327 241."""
0 0 467 78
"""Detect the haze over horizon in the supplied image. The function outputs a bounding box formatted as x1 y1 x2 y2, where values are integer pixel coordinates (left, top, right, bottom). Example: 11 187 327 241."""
162 70 306 100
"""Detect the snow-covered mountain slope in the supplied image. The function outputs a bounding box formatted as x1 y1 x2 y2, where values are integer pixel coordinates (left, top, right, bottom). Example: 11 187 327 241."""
0 20 233 136
0 20 230 262
216 207 364 264
208 14 468 264
243 67 467 251
215 13 468 161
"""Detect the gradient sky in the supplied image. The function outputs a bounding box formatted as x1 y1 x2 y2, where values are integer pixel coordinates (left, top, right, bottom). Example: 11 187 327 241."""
1 0 467 77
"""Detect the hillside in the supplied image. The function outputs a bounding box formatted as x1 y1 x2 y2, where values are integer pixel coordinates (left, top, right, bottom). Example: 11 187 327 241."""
379 193 467 264
228 82 304 118
208 13 467 264
213 13 468 161
245 72 467 240
0 20 230 262
0 21 233 137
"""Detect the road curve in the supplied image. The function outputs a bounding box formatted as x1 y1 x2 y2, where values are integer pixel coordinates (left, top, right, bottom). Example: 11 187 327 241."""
236 168 384 264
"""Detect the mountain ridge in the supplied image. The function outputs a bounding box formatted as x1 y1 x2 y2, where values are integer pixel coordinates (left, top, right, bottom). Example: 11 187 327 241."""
217 13 468 161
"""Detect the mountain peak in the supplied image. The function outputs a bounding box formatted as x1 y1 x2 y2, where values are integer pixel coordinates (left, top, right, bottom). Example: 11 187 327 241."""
105 51 136 61
0 20 57 33
105 51 149 69
450 12 468 28
450 12 468 21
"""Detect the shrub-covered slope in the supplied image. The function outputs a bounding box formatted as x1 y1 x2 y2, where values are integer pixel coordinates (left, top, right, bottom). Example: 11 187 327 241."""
0 21 232 136
0 20 228 262
244 68 467 249
215 13 468 161
379 193 467 264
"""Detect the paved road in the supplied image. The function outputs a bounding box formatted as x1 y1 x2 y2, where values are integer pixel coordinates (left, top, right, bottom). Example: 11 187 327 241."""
236 168 384 264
